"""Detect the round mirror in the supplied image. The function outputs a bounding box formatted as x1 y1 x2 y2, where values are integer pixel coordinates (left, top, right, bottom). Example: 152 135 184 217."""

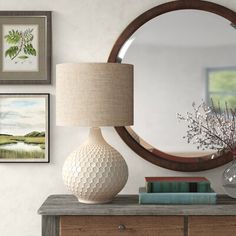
108 0 236 171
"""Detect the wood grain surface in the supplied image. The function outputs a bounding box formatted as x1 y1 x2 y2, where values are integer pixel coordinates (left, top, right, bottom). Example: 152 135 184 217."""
188 216 236 236
60 216 184 236
38 194 236 216
38 195 236 236
42 216 59 236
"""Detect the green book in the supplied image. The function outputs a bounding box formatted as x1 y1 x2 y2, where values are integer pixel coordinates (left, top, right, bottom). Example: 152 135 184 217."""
139 187 216 205
145 177 212 193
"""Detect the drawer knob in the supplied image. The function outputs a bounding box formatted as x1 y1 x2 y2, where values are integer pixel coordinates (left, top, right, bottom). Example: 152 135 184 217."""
118 224 126 231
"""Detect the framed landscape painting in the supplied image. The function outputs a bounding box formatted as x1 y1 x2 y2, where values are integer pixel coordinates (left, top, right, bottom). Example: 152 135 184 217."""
0 11 51 84
0 94 50 163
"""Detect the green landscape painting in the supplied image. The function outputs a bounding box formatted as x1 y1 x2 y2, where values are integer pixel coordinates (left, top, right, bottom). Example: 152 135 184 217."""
0 94 49 162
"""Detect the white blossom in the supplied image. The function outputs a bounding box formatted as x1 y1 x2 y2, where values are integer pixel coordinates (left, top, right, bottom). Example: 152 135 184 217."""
177 101 236 154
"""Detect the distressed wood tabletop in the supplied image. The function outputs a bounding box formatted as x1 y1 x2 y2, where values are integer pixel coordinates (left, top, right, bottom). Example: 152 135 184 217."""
38 194 236 216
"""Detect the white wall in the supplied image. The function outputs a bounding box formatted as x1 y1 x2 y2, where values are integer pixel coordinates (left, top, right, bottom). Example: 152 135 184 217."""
124 44 236 153
0 1 235 236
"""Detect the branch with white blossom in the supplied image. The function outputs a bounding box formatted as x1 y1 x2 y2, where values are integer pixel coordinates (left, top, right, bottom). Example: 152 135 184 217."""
177 102 236 154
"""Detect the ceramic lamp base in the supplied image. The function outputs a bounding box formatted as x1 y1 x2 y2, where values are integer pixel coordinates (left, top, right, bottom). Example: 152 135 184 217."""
62 127 128 204
78 198 113 204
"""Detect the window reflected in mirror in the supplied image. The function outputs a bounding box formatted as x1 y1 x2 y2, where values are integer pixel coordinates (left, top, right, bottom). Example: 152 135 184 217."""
207 67 236 110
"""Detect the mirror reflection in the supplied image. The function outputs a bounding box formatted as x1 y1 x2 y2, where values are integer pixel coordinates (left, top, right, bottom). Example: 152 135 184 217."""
121 10 236 157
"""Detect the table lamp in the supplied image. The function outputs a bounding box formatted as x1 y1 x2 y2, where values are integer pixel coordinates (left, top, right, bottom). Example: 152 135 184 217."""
56 63 133 204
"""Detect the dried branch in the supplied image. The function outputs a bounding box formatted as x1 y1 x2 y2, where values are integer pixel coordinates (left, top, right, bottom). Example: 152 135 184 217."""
177 101 236 153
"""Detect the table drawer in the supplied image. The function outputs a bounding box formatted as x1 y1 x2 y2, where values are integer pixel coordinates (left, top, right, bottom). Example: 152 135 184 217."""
60 216 184 236
188 216 236 236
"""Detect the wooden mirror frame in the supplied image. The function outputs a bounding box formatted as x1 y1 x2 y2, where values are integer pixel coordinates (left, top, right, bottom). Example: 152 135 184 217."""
108 0 236 172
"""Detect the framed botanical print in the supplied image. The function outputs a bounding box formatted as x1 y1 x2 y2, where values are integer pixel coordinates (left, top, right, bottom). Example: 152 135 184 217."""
0 94 50 163
0 11 51 84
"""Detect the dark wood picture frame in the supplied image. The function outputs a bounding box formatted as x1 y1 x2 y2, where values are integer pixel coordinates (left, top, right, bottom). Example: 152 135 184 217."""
0 93 50 163
0 11 51 84
108 0 236 171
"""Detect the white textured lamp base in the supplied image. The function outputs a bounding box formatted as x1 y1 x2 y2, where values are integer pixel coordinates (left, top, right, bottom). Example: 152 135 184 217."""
62 127 128 204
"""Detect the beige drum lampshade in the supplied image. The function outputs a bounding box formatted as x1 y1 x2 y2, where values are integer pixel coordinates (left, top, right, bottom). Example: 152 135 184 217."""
56 63 133 127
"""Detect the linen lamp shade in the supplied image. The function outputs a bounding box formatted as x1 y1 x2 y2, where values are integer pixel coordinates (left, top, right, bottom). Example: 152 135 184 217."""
56 63 133 127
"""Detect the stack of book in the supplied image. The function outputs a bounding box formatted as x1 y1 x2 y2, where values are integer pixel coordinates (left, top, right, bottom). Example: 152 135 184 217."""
139 177 216 205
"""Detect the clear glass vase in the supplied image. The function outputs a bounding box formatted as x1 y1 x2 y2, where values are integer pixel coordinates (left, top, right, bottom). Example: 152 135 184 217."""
222 155 236 198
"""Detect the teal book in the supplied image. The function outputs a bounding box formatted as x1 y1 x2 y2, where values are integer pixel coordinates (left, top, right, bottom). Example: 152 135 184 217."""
139 187 216 205
145 177 212 193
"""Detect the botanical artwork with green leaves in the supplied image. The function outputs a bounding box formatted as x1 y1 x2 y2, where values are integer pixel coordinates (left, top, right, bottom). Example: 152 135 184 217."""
4 28 36 60
3 25 38 72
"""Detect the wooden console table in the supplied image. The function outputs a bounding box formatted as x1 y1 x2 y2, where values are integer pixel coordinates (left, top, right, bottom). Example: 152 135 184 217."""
38 194 236 236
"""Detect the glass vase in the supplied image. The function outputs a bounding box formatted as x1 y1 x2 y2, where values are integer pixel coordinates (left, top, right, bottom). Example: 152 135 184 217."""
222 155 236 198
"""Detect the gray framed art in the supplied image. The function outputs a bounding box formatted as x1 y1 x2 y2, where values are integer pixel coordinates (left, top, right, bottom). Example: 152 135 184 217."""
0 93 50 163
0 11 51 84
